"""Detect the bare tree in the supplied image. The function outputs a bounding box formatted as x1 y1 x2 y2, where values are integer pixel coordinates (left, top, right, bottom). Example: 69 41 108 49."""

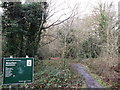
117 1 120 69
0 15 2 72
0 0 78 60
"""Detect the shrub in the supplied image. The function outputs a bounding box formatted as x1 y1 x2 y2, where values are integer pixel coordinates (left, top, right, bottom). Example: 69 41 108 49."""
79 37 101 59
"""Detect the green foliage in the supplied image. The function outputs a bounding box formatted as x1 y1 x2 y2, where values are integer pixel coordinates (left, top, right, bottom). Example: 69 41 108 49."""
65 45 77 58
1 60 85 89
98 3 109 43
58 29 77 58
30 60 84 89
79 37 101 59
2 2 48 57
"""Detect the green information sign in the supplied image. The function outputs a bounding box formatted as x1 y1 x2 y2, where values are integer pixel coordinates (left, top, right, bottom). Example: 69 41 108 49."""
3 58 34 84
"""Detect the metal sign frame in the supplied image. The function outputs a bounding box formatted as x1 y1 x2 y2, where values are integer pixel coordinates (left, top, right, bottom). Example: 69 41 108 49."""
3 57 34 85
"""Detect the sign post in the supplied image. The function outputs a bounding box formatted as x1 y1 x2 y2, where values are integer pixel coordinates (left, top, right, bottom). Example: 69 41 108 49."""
3 57 34 85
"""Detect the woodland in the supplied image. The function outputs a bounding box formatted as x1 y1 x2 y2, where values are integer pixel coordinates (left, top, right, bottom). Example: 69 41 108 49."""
0 1 119 89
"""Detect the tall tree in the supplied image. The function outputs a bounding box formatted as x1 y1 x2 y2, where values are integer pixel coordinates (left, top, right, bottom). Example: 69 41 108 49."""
2 2 48 57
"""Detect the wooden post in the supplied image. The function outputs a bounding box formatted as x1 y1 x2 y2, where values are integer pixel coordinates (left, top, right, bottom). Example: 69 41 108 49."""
9 85 12 90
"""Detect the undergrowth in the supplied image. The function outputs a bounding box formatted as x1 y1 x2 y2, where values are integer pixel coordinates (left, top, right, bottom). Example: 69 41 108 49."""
30 60 86 89
2 59 86 89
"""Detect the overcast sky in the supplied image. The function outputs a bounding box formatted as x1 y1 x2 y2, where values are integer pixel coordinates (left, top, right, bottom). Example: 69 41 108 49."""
0 0 120 21
45 0 120 22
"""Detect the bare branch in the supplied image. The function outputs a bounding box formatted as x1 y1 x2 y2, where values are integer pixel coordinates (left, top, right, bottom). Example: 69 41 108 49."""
40 35 58 47
44 4 78 29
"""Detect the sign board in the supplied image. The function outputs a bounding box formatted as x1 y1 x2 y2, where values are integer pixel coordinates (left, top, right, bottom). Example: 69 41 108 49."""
3 58 34 84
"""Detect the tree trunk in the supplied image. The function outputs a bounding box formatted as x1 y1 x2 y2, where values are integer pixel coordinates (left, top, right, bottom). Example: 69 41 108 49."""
0 16 2 72
118 2 120 73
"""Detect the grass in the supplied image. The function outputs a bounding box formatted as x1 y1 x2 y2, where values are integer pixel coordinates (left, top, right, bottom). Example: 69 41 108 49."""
0 74 2 90
80 54 119 89
57 56 119 89
90 73 111 88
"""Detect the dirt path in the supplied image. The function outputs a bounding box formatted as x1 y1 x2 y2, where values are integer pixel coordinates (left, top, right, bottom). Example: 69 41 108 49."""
69 63 103 88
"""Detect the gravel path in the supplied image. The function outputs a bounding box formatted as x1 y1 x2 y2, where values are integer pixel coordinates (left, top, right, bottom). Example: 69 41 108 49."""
69 63 103 89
